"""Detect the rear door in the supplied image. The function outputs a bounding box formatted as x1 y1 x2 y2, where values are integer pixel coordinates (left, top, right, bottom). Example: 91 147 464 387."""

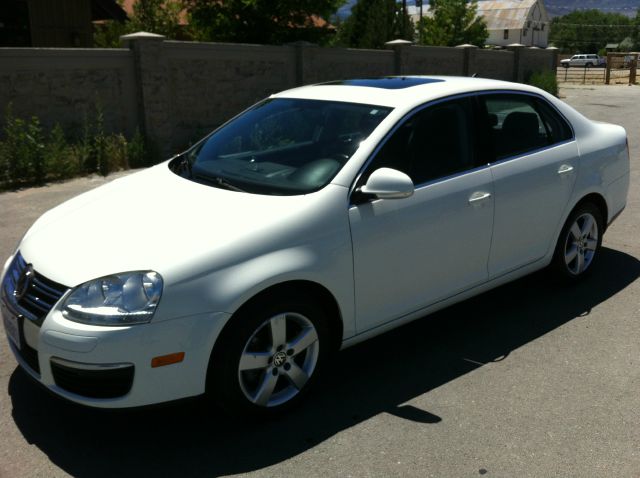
480 93 578 278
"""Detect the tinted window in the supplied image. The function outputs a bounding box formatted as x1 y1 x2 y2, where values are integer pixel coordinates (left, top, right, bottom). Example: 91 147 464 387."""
364 97 476 186
181 99 391 195
482 94 549 160
533 97 573 143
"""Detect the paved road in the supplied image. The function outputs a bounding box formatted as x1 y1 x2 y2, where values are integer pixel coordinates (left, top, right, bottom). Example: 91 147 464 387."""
1 85 639 477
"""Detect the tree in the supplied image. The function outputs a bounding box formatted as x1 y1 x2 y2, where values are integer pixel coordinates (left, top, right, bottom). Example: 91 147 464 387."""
184 0 344 45
417 0 487 48
549 10 634 54
128 0 184 38
94 0 186 47
336 0 413 49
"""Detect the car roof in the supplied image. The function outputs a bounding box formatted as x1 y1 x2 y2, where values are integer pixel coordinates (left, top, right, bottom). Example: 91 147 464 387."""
271 76 541 109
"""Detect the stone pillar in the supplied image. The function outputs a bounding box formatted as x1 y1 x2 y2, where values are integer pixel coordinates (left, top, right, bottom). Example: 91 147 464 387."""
385 39 412 75
120 32 172 159
289 41 318 86
507 43 525 82
456 44 478 77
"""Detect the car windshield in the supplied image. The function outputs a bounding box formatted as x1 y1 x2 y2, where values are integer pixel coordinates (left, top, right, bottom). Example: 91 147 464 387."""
175 98 392 195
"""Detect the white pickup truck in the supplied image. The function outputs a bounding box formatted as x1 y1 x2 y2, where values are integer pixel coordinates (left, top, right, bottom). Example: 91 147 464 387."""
561 54 606 68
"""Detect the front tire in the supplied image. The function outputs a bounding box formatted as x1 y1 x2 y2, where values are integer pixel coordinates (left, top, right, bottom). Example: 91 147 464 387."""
207 295 330 417
551 202 604 281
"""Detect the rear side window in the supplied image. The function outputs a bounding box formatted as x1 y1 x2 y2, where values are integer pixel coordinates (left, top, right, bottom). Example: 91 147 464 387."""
481 94 572 161
533 97 573 143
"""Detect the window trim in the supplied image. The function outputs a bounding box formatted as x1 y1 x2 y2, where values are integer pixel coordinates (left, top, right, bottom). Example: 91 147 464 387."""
348 90 575 203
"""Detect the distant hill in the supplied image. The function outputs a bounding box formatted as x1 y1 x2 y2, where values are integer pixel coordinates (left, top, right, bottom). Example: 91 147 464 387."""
545 0 639 17
336 0 640 19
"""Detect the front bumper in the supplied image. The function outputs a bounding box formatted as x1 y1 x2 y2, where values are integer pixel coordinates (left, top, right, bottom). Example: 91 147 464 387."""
2 254 231 408
7 308 230 408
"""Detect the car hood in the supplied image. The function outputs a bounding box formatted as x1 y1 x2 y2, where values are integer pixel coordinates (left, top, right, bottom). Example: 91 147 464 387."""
19 163 333 287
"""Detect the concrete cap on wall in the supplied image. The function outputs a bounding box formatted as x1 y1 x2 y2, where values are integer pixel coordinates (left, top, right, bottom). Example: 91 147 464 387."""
120 31 166 41
385 39 413 47
506 43 526 48
120 31 166 49
456 44 479 48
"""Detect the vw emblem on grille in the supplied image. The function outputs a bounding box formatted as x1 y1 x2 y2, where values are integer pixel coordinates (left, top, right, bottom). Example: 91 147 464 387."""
14 264 35 301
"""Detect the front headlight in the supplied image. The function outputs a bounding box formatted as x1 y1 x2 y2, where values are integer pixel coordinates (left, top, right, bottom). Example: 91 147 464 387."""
62 271 163 326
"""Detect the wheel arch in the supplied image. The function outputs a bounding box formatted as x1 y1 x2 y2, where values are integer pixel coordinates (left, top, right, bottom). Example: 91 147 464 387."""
574 193 609 230
206 279 344 385
548 191 609 262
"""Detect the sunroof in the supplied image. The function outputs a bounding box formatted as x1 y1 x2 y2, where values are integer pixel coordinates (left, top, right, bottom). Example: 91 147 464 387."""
322 77 445 89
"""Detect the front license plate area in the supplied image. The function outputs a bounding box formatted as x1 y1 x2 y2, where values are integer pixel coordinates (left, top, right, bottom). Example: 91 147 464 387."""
1 301 21 350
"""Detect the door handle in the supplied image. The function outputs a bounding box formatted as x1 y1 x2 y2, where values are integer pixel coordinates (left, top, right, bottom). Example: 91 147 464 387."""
557 164 574 175
468 191 491 204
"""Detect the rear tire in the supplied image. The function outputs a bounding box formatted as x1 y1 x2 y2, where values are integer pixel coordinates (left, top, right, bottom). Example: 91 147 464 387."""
207 295 331 417
551 202 604 281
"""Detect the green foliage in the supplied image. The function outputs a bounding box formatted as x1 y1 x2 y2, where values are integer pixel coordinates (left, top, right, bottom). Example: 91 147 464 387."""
94 0 187 48
130 0 185 38
1 105 46 185
184 0 344 45
549 10 636 54
127 129 149 168
417 0 487 47
526 71 559 97
619 36 635 52
93 19 130 48
336 0 413 49
0 104 149 191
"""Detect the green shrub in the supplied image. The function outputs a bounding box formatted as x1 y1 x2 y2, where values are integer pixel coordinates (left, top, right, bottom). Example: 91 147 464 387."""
0 104 149 191
526 70 559 97
127 129 148 168
2 105 46 186
105 133 130 172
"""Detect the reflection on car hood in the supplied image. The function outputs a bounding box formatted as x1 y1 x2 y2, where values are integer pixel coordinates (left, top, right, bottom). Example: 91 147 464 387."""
19 163 324 287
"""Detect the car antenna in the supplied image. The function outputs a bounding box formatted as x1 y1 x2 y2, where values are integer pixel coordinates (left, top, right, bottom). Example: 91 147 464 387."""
471 73 478 78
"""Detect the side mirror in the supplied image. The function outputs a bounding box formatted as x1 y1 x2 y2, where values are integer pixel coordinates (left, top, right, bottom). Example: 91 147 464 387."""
359 167 414 200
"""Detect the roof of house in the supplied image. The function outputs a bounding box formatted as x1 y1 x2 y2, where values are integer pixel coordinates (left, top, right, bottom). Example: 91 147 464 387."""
409 0 546 31
92 0 127 21
476 0 538 30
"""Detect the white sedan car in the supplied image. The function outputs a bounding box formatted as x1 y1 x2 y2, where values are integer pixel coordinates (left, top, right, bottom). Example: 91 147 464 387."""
1 77 630 414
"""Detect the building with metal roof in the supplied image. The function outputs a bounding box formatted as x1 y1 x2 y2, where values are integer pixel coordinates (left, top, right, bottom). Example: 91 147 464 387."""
409 0 550 48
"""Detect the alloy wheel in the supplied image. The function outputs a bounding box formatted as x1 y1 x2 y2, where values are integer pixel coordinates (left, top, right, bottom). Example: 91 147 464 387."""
237 312 319 407
564 212 599 275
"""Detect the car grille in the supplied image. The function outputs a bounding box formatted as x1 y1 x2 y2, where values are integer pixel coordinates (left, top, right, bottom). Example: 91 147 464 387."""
51 360 135 399
2 252 69 326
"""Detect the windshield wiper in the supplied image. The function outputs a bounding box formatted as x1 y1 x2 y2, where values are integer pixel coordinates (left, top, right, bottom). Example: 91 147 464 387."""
194 173 246 192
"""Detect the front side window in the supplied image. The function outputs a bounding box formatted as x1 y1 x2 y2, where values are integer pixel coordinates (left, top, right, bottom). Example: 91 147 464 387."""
176 98 392 195
362 97 476 187
481 94 572 160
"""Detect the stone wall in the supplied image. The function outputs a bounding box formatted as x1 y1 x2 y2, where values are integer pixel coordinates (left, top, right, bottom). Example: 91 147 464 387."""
0 36 557 158
469 49 515 81
0 48 137 135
